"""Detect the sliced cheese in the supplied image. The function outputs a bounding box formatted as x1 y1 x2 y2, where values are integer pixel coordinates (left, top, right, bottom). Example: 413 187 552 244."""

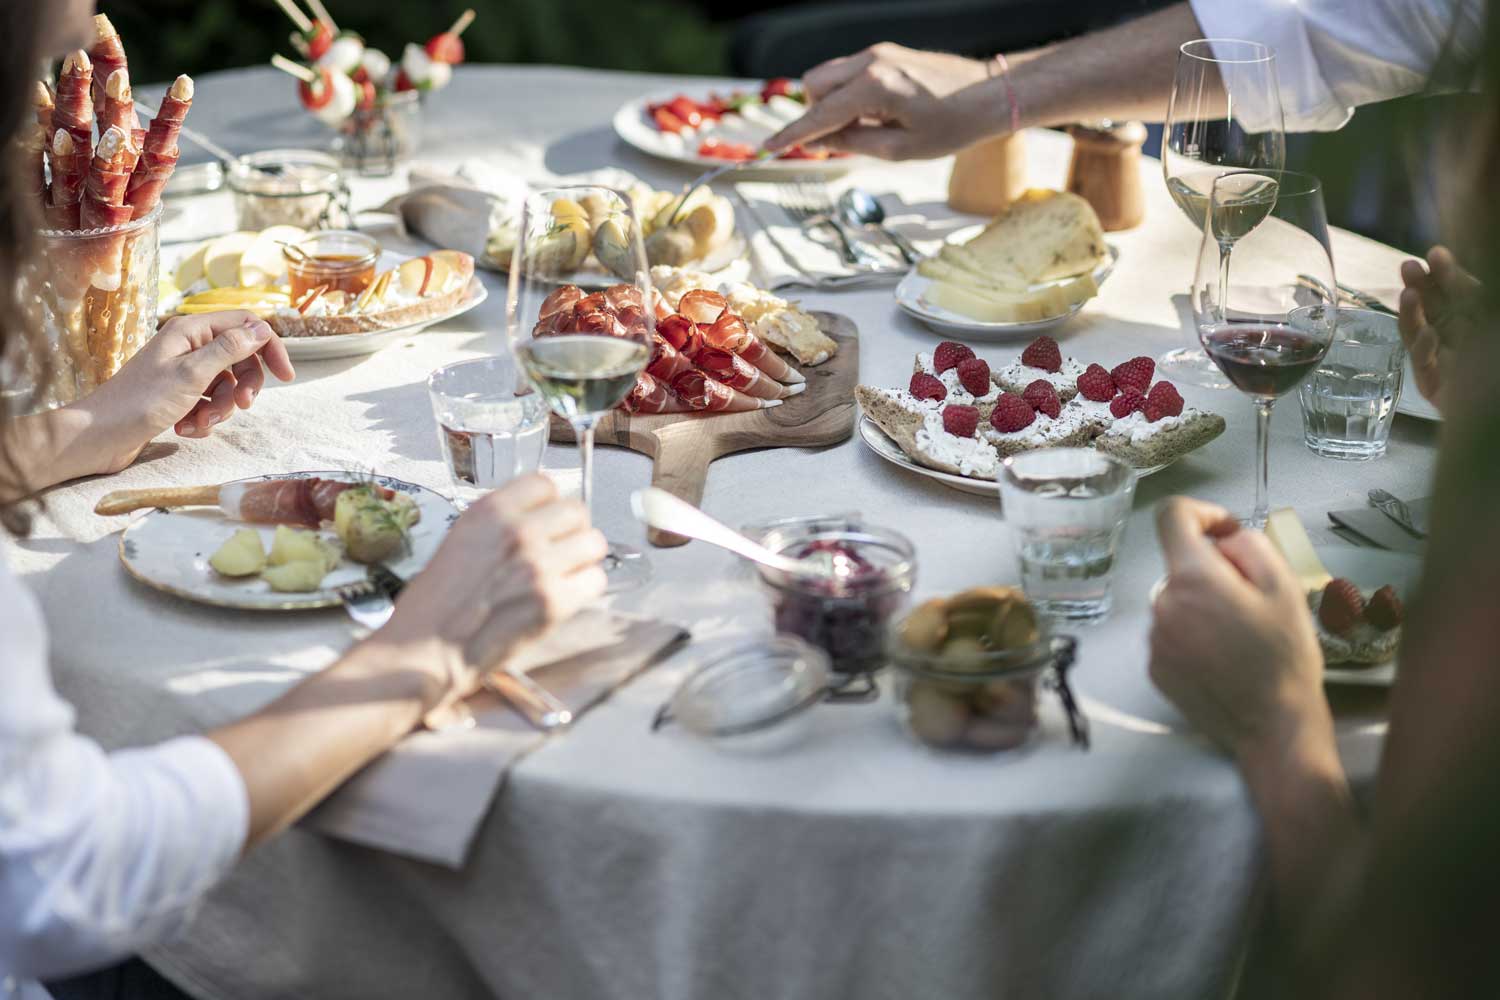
936 244 1029 290
924 271 1098 324
1265 508 1333 592
960 189 1107 283
918 256 1030 296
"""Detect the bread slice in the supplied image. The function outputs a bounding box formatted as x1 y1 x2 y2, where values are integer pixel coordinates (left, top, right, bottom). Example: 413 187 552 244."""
268 251 476 338
856 384 1000 480
961 189 1108 283
1093 409 1226 468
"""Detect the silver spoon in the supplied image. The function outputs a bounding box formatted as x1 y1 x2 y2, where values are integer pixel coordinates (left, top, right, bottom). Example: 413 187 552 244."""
838 187 919 264
630 488 825 578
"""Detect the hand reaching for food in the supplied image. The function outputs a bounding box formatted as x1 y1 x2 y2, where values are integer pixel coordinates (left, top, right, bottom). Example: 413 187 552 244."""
1398 245 1480 416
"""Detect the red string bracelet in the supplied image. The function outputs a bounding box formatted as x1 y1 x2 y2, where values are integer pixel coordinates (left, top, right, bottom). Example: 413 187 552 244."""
989 53 1022 135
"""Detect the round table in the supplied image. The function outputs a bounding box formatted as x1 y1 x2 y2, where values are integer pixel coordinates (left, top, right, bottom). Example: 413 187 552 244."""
10 66 1438 1000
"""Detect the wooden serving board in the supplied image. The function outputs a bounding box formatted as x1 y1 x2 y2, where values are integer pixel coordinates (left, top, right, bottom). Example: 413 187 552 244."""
551 311 859 547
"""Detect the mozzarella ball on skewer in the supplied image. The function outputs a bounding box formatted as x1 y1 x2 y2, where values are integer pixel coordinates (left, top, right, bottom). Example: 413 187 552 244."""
316 34 365 75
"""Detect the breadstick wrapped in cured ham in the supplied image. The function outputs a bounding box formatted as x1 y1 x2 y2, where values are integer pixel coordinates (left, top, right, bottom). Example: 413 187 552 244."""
88 15 133 125
97 69 137 135
126 74 193 219
668 370 779 412
23 124 47 203
79 126 140 289
47 51 94 230
679 288 804 384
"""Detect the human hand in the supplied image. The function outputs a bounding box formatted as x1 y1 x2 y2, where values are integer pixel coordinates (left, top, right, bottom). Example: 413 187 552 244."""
1398 245 1479 415
76 311 295 474
764 43 999 160
370 474 608 717
1148 498 1328 761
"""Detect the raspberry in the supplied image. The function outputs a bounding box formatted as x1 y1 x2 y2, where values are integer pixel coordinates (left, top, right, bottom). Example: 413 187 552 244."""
1144 381 1184 422
1077 363 1116 402
933 341 975 374
909 372 947 403
1109 387 1146 418
1020 336 1062 373
989 393 1036 433
1110 356 1155 392
956 357 992 397
1318 579 1365 637
1022 379 1061 418
941 404 980 438
1365 585 1404 630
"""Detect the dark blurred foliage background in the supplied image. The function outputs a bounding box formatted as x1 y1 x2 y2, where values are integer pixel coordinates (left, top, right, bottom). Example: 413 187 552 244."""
102 0 1452 255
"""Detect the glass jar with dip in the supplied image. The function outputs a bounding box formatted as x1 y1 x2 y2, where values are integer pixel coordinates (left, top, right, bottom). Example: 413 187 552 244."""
227 149 350 231
285 230 381 300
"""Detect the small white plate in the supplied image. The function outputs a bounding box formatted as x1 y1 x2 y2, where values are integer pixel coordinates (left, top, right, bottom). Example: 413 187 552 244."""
858 416 1166 498
1395 355 1441 422
612 89 861 176
119 471 458 611
281 278 488 362
895 238 1119 340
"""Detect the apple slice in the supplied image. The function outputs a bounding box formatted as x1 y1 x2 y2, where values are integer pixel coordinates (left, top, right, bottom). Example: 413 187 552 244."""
174 242 211 290
396 256 431 297
203 231 257 289
238 225 308 288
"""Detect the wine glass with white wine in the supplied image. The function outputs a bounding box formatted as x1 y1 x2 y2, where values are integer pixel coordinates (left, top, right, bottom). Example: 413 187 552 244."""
506 185 655 592
1162 39 1287 388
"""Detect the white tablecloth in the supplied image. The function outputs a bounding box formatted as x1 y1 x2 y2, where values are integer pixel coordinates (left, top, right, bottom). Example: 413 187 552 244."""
8 65 1438 1000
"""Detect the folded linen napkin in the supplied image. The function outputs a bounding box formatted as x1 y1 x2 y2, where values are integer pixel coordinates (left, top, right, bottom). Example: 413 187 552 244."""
733 181 920 291
302 610 689 868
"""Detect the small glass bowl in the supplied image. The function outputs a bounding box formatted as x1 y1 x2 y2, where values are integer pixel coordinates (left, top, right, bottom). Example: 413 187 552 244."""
285 229 381 299
227 149 349 231
745 514 916 675
888 624 1086 754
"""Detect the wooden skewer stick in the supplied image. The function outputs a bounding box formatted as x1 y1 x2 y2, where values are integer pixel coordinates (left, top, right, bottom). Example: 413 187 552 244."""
447 9 476 37
271 54 319 84
270 0 314 33
302 0 338 33
289 31 310 57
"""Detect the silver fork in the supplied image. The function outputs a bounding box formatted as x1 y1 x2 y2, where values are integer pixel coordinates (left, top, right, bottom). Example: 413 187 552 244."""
334 578 395 631
780 183 879 269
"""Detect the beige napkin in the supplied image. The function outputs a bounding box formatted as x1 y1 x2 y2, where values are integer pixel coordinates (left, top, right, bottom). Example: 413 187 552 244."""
302 610 689 868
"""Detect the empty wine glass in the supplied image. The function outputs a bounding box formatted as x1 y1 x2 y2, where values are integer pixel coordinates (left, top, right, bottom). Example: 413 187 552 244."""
1163 39 1287 388
1192 170 1337 529
505 185 655 592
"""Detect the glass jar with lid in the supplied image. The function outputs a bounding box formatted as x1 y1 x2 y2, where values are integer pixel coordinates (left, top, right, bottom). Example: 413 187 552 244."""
227 149 350 231
285 229 381 300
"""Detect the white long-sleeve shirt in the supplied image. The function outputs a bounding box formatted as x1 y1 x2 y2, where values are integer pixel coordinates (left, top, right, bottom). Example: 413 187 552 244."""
1189 0 1483 131
0 556 247 993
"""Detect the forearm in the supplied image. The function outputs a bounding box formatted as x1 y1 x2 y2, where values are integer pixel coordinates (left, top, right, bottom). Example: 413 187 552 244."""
0 403 109 499
208 638 449 849
1009 2 1208 129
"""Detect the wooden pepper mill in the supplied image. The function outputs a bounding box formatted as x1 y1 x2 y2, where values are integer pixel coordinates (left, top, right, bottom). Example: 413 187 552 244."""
1065 121 1148 231
947 132 1027 216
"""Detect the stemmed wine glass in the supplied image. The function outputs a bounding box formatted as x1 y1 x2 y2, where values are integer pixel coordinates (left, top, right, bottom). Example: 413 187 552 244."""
1163 39 1287 388
505 185 654 592
1193 170 1337 529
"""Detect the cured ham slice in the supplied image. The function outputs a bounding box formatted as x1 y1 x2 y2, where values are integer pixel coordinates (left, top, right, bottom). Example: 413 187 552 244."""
623 372 694 414
702 310 804 384
603 284 643 312
127 74 193 219
686 342 790 400
656 313 703 355
677 288 728 325
668 371 777 412
88 15 133 126
97 69 137 136
222 478 398 527
648 337 767 411
539 285 582 322
47 51 94 230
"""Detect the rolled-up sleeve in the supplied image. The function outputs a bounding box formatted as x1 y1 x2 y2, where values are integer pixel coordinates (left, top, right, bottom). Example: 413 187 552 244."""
1 730 248 982
1189 0 1480 132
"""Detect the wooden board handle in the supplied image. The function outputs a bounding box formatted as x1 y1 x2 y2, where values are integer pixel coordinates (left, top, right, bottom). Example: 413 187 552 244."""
645 429 716 548
95 484 222 517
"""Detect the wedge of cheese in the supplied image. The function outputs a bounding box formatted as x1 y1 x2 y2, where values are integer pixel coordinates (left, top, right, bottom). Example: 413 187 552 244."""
919 255 1029 295
1265 508 1333 592
960 189 1108 283
924 271 1098 324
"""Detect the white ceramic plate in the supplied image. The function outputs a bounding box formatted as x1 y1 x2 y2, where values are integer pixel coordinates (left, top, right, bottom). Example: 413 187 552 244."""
1395 355 1441 422
512 231 750 292
895 237 1120 339
119 471 458 611
612 88 861 176
857 416 1166 498
281 278 488 362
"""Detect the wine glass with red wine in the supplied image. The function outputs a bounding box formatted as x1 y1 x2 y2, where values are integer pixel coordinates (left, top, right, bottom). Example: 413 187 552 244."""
1193 170 1336 528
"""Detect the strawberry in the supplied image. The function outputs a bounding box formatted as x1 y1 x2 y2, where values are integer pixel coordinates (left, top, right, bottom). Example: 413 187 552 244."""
1144 381 1184 422
1365 585 1404 630
942 404 980 438
1020 336 1062 373
1077 363 1116 402
1110 356 1155 392
933 341 975 374
1319 579 1365 637
1022 379 1061 419
989 393 1036 433
909 372 947 402
1109 387 1146 418
956 357 992 396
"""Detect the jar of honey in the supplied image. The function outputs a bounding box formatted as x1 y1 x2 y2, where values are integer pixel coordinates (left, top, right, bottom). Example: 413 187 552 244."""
285 230 380 300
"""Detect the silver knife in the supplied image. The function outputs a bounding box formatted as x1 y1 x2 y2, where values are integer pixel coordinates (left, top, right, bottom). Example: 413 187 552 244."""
1367 489 1427 538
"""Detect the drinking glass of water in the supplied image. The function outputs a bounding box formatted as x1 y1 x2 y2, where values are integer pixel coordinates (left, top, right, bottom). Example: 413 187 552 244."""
1298 308 1405 461
427 356 550 507
998 448 1137 624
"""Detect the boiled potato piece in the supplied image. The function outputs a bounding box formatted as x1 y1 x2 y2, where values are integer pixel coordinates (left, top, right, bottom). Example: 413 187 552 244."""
261 559 330 593
593 216 639 281
644 226 698 268
267 525 341 571
334 488 420 565
209 528 266 577
680 196 735 258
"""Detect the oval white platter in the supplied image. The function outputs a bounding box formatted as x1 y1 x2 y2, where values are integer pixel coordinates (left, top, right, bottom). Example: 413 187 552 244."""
895 237 1120 340
119 471 458 612
281 277 488 362
612 89 862 176
858 416 1166 498
1394 355 1441 422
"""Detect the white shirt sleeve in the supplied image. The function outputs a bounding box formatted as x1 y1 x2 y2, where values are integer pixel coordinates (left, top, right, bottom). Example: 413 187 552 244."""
0 560 248 983
1189 0 1482 132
